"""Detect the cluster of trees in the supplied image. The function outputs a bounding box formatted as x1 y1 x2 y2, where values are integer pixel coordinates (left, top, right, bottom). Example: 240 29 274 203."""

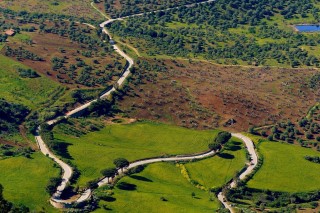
305 155 320 164
4 46 43 61
103 0 206 18
0 184 29 212
226 186 320 210
46 177 62 195
0 99 29 135
43 21 108 51
252 118 320 150
17 68 39 78
0 144 34 158
0 7 101 27
40 124 70 158
108 0 320 67
309 73 320 89
100 158 129 184
208 131 232 151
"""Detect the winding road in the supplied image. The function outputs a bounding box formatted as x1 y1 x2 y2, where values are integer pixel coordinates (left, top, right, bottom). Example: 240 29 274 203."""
218 134 258 213
35 0 259 211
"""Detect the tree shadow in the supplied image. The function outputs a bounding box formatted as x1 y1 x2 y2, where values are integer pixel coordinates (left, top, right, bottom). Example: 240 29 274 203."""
116 182 137 191
225 145 242 151
129 175 153 182
53 139 73 160
231 141 242 146
100 196 116 202
218 153 235 159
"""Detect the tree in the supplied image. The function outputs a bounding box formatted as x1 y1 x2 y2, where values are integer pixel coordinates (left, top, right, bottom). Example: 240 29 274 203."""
101 168 118 183
215 131 232 145
86 180 98 189
208 142 221 151
248 126 256 134
113 158 129 172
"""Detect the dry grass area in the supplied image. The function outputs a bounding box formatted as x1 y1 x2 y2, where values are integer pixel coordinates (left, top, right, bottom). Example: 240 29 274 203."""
118 59 318 131
0 0 102 20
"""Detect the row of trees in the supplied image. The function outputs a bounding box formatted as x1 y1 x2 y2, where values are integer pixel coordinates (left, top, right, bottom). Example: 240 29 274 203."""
5 46 43 61
100 158 129 184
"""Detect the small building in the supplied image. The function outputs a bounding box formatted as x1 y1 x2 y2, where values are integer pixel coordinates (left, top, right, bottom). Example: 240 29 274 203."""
109 39 116 45
5 29 15 36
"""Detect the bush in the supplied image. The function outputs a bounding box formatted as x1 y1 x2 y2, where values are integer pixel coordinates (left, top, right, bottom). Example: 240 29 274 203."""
208 142 221 150
215 131 232 145
17 68 39 78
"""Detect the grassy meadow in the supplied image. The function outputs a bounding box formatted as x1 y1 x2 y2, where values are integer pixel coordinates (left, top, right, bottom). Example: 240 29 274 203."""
248 141 320 192
185 138 246 189
0 152 60 212
0 54 63 109
94 163 220 213
53 121 220 186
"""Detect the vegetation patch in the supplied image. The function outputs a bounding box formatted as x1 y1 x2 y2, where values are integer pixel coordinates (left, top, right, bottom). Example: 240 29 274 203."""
0 13 126 88
109 0 320 68
94 163 219 212
117 58 317 131
53 120 220 186
185 138 246 189
0 152 60 212
247 141 320 192
0 0 103 20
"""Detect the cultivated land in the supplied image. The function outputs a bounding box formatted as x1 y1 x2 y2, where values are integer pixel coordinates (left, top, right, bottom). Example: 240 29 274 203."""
0 152 59 212
117 59 318 131
53 120 220 186
185 138 246 189
248 141 320 192
94 163 220 212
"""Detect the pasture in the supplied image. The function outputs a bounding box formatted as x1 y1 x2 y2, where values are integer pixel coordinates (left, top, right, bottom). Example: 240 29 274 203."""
185 138 246 189
0 152 60 212
248 141 320 192
94 163 220 212
53 121 220 186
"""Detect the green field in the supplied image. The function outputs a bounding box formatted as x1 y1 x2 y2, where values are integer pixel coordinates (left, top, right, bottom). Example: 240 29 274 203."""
53 121 220 186
0 54 63 109
248 142 320 192
185 138 246 189
0 152 60 212
94 163 220 213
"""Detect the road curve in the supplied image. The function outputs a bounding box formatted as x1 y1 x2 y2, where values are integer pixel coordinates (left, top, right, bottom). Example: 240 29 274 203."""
35 15 134 207
218 133 258 212
35 0 259 210
35 130 73 205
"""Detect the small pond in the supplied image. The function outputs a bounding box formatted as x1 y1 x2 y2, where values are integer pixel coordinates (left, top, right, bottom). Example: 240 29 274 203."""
295 25 320 32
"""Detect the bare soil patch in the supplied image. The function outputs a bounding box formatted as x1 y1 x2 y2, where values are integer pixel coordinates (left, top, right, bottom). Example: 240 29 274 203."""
117 59 318 131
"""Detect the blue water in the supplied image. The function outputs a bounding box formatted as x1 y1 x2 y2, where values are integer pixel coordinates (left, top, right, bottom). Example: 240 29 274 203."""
295 25 320 32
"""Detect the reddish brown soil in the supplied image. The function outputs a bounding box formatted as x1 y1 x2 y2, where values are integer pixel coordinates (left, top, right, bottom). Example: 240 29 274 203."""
3 22 125 88
118 59 318 131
